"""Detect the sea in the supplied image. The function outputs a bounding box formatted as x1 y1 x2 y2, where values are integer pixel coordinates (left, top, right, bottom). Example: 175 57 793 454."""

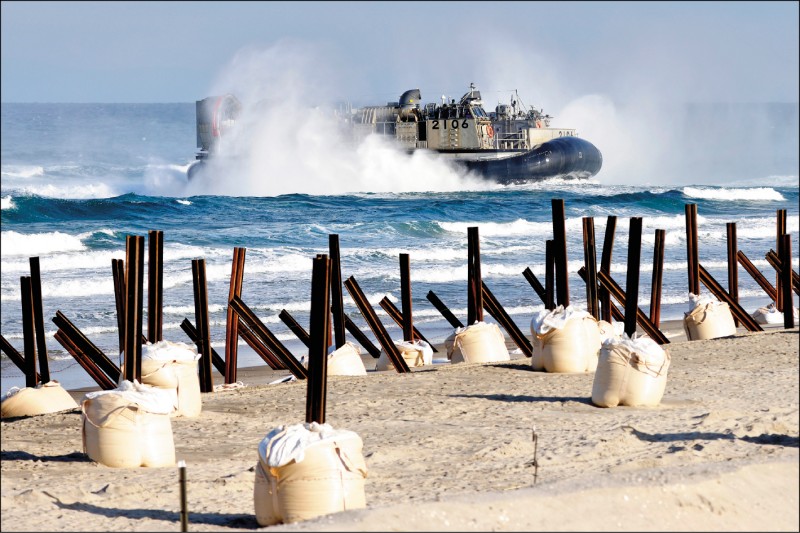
1 102 798 395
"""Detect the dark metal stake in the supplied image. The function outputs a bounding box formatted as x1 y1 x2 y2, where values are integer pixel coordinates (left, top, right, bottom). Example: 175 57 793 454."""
20 277 38 388
426 290 464 329
551 199 570 307
582 218 599 319
180 318 227 375
467 227 483 324
766 249 800 296
306 255 330 424
481 281 533 357
344 276 410 372
650 229 666 330
124 235 145 382
726 223 739 327
379 297 438 352
329 235 347 349
685 204 700 295
545 240 555 310
147 230 164 343
399 253 414 341
344 314 382 358
52 310 121 383
230 295 308 379
596 270 670 344
191 258 213 392
224 247 246 384
780 234 794 329
1 334 41 383
698 265 763 332
112 258 126 354
599 216 617 322
178 460 188 532
28 257 50 383
54 329 116 390
522 267 547 307
776 210 787 311
737 251 778 302
624 218 643 338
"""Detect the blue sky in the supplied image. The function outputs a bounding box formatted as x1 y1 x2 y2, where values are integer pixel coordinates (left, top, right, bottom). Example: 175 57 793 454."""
1 1 798 105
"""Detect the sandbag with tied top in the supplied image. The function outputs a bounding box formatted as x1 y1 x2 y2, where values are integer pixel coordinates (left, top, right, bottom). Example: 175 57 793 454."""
82 380 176 468
1 381 78 418
683 293 736 341
530 305 601 373
254 422 367 526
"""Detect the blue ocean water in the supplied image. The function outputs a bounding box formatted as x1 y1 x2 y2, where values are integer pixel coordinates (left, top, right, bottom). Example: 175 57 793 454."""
1 102 798 394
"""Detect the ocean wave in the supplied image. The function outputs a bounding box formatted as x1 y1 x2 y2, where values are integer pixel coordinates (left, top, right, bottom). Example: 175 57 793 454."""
682 186 785 201
0 196 14 210
10 182 121 199
176 199 192 205
0 230 86 257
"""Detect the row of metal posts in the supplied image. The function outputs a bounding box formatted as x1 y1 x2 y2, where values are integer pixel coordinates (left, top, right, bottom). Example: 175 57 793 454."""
3 204 798 395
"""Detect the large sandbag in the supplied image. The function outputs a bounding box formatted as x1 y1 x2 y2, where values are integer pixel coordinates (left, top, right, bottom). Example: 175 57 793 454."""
591 335 671 408
449 322 509 364
752 303 799 325
135 340 201 418
683 293 736 341
82 380 176 468
1 381 78 418
326 342 367 376
254 422 367 526
531 306 601 373
375 339 433 371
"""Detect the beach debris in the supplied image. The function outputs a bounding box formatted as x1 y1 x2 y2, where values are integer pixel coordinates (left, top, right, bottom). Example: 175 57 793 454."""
532 425 539 485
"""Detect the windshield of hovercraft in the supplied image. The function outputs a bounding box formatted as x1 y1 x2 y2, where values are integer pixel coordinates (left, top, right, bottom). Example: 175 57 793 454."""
429 103 487 120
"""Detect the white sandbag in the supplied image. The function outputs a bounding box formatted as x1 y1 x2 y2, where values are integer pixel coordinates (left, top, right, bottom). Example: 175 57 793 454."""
591 335 671 408
326 342 367 376
254 422 367 526
683 293 736 340
82 380 176 468
530 306 601 373
449 321 510 364
752 303 799 325
1 381 78 418
375 339 433 371
136 340 201 418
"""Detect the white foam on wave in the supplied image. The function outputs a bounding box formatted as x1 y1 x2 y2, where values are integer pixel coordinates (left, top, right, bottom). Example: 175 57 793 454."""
11 182 121 199
683 186 785 201
0 230 86 257
176 199 192 205
0 196 15 210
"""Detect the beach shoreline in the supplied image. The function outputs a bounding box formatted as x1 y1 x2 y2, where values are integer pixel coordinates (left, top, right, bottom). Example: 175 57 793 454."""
2 325 798 532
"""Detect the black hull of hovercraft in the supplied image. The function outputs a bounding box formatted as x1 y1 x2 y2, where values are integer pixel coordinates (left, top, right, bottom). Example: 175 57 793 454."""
187 136 602 184
459 136 602 184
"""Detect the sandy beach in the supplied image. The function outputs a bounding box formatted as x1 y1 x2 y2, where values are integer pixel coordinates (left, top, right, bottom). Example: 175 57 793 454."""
1 321 798 532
